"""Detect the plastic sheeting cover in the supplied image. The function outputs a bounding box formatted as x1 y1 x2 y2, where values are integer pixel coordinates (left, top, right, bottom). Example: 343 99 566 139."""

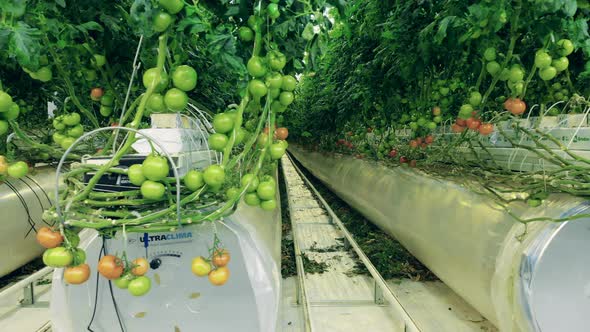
290 145 590 331
0 166 55 277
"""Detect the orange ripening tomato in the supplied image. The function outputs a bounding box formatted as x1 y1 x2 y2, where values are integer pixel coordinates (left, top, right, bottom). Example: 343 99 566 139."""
36 227 64 248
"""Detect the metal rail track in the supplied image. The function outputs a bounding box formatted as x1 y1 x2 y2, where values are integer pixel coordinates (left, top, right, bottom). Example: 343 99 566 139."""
281 154 420 332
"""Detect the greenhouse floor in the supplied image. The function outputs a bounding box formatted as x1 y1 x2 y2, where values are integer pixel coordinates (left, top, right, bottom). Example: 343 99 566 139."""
0 274 495 332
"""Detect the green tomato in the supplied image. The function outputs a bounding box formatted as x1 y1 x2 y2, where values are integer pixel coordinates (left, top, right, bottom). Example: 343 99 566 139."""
551 82 562 90
241 174 259 193
235 127 248 145
60 137 76 149
43 247 74 268
99 106 113 117
226 187 240 200
498 68 510 81
514 81 524 95
93 54 106 67
142 155 169 181
486 61 501 76
247 57 267 78
203 165 225 187
84 69 97 81
158 0 184 14
128 164 146 186
172 65 197 91
459 104 474 120
2 103 19 120
147 93 166 113
260 199 277 211
128 276 151 296
53 132 66 145
271 101 286 113
0 91 13 113
267 50 286 71
556 39 574 57
248 15 263 30
35 67 53 82
153 11 173 32
266 73 283 90
269 88 281 99
101 93 114 107
164 88 188 112
63 113 81 126
143 68 169 92
426 122 437 130
249 80 268 99
509 67 524 83
114 273 134 289
239 27 254 42
433 116 442 124
269 143 286 160
281 75 297 91
527 199 542 208
552 57 569 72
208 133 228 152
409 122 418 131
67 124 84 138
256 181 276 200
539 66 557 81
483 47 496 61
469 91 482 107
184 170 204 191
0 120 8 136
53 118 65 130
267 3 280 19
141 180 166 200
213 113 234 134
416 117 427 127
439 87 450 96
534 50 552 69
244 193 261 206
279 91 294 106
7 161 28 179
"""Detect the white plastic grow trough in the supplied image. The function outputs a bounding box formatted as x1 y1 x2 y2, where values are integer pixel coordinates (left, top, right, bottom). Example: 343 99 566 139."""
0 166 55 277
290 145 590 332
50 202 281 332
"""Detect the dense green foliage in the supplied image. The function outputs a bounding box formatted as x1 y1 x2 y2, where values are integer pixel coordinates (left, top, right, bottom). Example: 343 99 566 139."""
288 0 590 138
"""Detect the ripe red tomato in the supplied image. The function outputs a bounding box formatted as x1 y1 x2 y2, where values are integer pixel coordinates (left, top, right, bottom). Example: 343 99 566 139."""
36 227 63 248
388 149 398 158
90 87 104 101
466 117 481 130
479 123 494 136
456 118 466 126
274 127 289 140
64 264 91 285
399 156 408 163
409 140 419 148
212 249 231 267
98 255 124 280
451 123 465 133
425 135 434 144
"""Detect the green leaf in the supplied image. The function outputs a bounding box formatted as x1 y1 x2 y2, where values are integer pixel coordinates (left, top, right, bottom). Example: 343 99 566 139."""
177 17 210 34
0 27 11 50
0 0 27 16
9 22 41 70
76 21 104 34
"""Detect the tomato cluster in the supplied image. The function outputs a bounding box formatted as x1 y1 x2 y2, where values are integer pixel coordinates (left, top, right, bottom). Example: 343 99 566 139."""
52 113 84 149
0 90 21 134
0 155 29 180
191 248 231 286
